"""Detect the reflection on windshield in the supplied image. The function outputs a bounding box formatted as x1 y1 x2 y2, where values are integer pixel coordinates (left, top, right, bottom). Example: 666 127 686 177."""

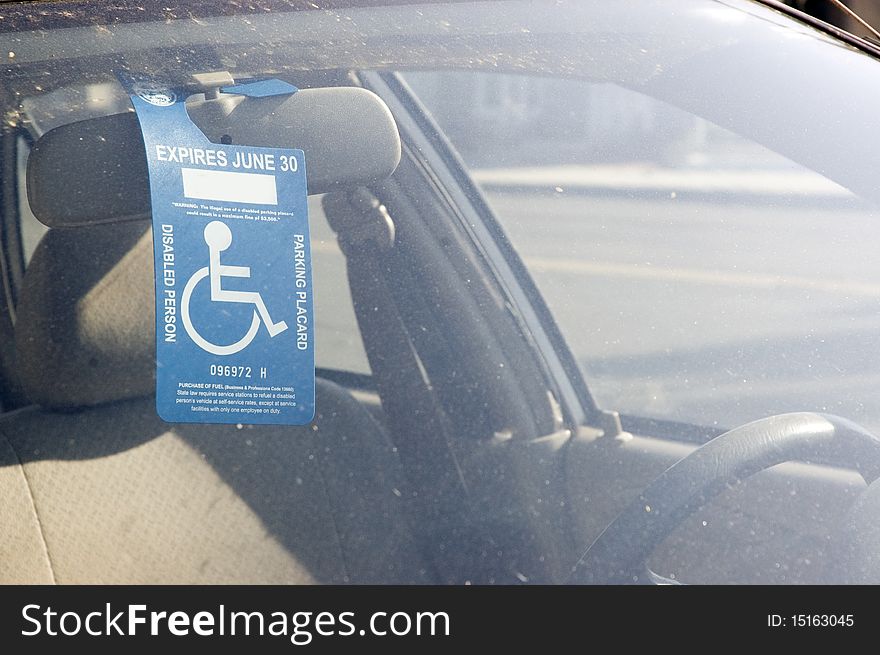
405 72 880 432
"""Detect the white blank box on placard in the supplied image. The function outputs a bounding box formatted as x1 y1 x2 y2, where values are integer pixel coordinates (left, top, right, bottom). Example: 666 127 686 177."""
181 167 278 205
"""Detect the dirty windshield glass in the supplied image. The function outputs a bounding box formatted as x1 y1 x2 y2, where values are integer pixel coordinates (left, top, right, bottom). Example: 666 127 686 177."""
3 0 880 590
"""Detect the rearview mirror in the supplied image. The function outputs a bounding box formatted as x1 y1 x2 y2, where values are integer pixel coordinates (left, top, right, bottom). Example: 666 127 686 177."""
27 86 401 228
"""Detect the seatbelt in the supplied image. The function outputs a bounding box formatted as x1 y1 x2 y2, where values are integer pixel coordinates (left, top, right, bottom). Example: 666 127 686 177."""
325 188 502 583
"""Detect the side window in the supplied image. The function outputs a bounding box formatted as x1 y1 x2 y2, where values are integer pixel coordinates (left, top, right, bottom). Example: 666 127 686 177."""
307 194 371 375
18 137 48 263
402 72 880 432
17 138 370 376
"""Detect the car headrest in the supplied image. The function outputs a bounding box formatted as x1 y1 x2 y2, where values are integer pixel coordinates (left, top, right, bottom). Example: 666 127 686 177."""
26 86 401 228
15 221 156 409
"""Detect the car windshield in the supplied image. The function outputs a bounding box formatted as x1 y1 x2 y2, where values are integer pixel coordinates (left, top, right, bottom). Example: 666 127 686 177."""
3 0 880 587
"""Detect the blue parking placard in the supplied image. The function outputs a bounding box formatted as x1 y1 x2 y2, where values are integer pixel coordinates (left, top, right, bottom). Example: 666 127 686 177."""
122 76 315 425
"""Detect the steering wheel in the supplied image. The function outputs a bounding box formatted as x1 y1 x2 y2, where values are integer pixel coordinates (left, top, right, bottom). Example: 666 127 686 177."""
568 412 880 584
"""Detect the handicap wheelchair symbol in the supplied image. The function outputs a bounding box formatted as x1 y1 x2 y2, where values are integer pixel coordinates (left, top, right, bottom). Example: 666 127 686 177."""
181 220 288 356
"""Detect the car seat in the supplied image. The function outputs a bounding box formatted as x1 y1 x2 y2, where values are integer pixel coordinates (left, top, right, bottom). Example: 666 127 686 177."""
0 99 429 583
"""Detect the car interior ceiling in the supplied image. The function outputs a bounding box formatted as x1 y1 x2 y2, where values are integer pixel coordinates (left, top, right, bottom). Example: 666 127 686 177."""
0 65 584 584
